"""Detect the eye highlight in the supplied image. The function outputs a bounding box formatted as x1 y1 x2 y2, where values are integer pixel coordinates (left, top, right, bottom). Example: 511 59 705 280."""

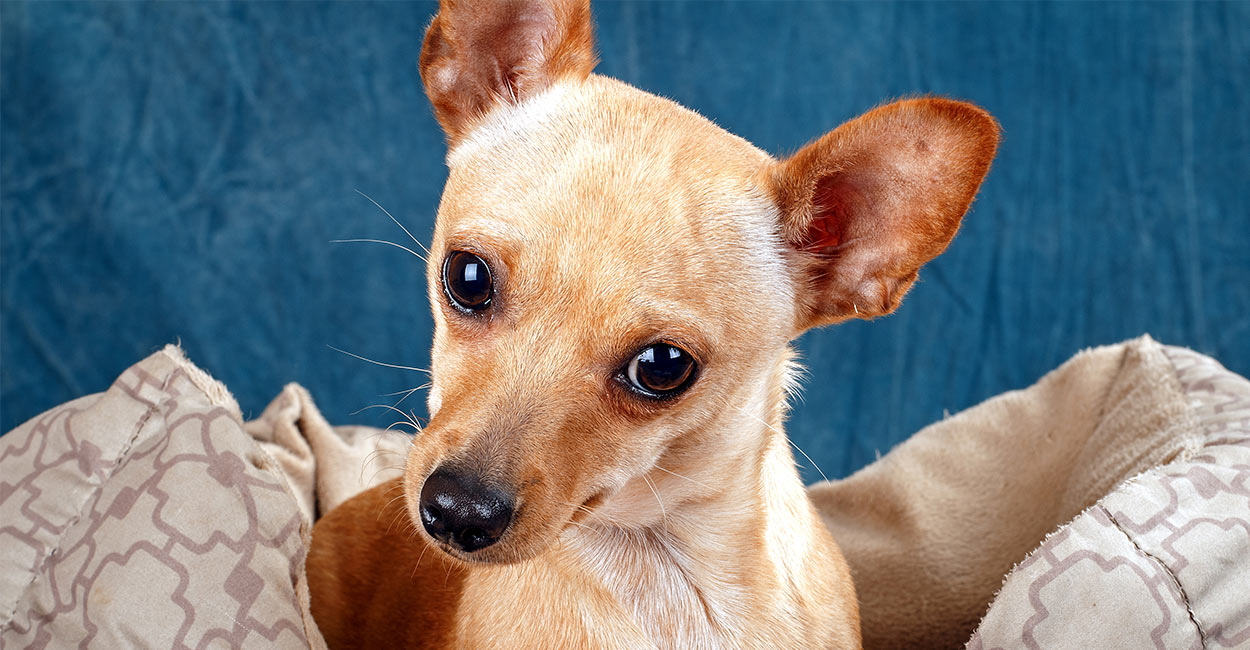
443 250 493 312
623 343 697 398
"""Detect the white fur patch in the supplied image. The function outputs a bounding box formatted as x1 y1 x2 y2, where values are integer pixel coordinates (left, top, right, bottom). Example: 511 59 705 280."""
734 192 798 330
426 383 443 417
447 83 573 168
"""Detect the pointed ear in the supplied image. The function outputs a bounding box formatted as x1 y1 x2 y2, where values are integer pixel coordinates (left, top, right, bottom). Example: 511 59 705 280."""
769 97 1000 330
419 0 596 144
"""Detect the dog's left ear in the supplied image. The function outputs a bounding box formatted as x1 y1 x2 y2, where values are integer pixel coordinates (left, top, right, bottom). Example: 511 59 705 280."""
769 97 1000 331
420 0 596 145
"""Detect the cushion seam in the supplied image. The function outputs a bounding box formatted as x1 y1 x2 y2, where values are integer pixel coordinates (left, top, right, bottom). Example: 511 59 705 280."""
1099 504 1206 649
0 367 178 636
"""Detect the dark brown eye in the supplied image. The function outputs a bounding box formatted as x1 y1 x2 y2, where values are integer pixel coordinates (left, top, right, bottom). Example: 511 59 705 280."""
625 343 697 397
443 251 492 312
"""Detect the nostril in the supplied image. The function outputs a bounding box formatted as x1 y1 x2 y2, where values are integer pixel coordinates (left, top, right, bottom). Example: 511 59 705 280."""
419 503 441 527
458 527 490 551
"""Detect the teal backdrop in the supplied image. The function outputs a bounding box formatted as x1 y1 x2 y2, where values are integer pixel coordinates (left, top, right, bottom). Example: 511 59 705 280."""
4 2 1249 481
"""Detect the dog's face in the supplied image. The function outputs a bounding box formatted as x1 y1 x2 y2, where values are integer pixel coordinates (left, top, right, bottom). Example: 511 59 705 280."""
404 0 998 565
407 78 796 563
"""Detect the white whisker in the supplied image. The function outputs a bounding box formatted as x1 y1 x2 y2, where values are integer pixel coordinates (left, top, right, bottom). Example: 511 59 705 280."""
330 238 427 263
561 499 629 528
381 383 432 398
393 388 425 408
377 487 408 524
732 405 829 482
354 188 433 257
368 424 412 440
653 465 715 492
642 474 668 528
350 403 423 431
360 448 403 486
412 540 433 580
385 382 431 408
366 464 403 487
328 345 431 374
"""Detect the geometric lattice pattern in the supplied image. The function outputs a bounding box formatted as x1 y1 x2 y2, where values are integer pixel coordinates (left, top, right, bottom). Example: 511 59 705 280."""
0 347 319 647
970 346 1250 649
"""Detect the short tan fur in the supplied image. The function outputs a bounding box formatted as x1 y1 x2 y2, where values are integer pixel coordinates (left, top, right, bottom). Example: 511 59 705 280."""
308 1 999 647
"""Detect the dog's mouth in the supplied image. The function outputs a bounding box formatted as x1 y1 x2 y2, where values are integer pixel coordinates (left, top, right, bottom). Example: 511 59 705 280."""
566 489 607 528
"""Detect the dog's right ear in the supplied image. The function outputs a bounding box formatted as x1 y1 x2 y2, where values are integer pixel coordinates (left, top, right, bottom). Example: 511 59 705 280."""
419 0 596 145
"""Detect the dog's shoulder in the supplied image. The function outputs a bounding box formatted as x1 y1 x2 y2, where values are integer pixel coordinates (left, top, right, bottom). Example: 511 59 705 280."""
308 478 468 649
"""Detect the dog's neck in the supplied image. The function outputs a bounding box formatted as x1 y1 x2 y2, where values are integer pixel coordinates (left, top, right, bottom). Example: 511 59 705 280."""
550 352 825 646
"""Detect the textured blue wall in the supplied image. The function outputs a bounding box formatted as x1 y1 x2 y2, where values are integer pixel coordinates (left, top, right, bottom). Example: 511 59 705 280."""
3 2 1248 481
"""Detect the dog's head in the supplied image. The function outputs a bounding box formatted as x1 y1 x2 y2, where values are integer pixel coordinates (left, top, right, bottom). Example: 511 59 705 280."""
404 0 999 564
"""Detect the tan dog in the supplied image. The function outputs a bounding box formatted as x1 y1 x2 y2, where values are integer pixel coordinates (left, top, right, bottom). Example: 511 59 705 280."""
307 1 998 647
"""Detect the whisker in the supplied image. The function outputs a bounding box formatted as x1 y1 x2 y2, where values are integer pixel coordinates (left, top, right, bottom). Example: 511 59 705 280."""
384 420 416 435
376 492 410 524
561 500 631 531
366 467 402 487
381 382 432 397
363 429 412 454
359 449 401 484
385 424 418 439
642 475 668 528
392 383 431 408
329 237 427 263
653 465 715 492
328 345 431 374
361 447 402 471
350 404 423 431
354 188 434 257
563 518 605 540
386 507 410 535
732 405 830 482
372 422 416 438
381 494 408 512
563 501 596 517
363 445 403 462
412 541 433 580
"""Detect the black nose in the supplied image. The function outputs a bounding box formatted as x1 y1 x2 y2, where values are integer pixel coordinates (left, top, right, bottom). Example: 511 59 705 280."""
419 468 514 552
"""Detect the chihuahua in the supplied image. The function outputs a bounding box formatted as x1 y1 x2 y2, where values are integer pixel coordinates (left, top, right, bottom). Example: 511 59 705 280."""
307 0 998 647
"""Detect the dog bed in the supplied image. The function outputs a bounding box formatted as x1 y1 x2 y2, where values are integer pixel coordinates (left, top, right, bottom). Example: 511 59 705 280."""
810 336 1250 648
2 337 1246 648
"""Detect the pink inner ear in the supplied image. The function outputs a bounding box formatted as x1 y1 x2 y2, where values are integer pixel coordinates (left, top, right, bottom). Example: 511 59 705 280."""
801 176 863 254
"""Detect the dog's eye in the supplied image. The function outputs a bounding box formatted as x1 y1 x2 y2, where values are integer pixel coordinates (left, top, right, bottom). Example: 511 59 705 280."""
625 344 697 397
443 250 493 312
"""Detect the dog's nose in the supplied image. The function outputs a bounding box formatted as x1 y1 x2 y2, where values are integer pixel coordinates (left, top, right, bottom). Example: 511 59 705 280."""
419 468 514 552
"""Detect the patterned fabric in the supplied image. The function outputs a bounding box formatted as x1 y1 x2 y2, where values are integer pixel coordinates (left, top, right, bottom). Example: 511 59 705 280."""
969 347 1250 649
0 347 323 648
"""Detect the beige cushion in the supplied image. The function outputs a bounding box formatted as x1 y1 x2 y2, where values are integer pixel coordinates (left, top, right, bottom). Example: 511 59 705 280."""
0 345 406 647
810 336 1250 648
968 346 1250 649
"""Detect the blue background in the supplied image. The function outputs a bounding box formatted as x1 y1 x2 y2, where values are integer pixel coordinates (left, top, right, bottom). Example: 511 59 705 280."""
3 2 1248 482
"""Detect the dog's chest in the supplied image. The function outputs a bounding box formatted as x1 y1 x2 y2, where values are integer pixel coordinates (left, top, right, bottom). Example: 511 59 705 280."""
565 531 751 648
